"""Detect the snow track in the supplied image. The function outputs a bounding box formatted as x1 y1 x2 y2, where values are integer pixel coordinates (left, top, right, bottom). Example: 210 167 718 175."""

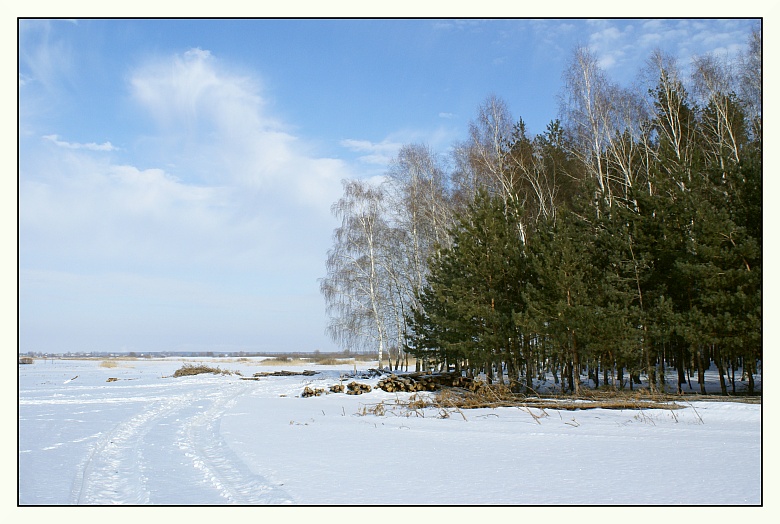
70 379 292 505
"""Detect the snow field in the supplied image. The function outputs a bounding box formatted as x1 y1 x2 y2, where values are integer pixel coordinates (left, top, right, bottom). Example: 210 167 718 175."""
18 357 761 506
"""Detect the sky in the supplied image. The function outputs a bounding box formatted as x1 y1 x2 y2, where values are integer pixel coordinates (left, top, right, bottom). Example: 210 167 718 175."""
18 17 760 355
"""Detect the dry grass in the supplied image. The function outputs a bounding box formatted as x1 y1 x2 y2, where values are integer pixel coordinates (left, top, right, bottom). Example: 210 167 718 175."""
313 357 352 366
259 355 359 366
435 384 684 411
99 360 118 368
356 381 685 420
353 353 382 362
172 363 236 377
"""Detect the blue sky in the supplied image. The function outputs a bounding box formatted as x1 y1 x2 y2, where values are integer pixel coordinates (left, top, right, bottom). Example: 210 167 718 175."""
18 18 759 354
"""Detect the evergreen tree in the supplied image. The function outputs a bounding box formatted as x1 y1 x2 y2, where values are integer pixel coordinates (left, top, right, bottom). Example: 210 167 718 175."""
405 190 527 384
525 209 597 395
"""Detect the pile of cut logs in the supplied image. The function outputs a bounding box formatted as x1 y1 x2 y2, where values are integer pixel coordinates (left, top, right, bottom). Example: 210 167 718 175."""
301 372 474 398
376 371 472 393
301 386 325 397
346 381 373 395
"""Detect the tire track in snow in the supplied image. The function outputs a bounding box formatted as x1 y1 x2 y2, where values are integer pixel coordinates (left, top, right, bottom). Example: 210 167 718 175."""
72 379 292 505
176 384 293 504
72 390 195 504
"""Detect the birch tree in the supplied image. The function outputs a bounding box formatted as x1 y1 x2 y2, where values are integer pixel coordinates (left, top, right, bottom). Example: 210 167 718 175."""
738 26 762 141
645 50 699 182
385 143 454 294
320 179 391 365
692 53 744 167
560 46 613 207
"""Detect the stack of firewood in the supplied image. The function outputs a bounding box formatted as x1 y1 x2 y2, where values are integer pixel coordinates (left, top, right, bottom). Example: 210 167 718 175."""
301 386 325 397
345 381 373 395
376 371 472 392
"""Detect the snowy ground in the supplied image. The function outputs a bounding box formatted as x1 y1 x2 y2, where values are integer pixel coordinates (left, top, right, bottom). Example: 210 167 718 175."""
18 357 762 506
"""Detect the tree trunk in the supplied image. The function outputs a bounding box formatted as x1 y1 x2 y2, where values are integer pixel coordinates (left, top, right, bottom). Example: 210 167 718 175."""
564 361 574 394
659 348 666 394
572 331 582 396
676 346 686 394
696 347 706 394
730 361 736 395
646 350 656 394
715 346 728 395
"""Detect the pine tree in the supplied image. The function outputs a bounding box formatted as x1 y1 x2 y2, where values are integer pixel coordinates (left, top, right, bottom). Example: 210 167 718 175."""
525 208 598 395
405 189 527 383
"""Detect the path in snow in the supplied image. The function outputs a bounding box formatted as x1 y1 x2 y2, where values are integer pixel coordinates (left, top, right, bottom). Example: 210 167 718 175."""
19 359 311 505
66 377 292 505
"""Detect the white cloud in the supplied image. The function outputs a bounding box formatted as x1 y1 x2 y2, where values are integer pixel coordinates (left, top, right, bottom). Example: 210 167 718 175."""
19 47 357 352
42 134 118 151
128 48 347 212
340 138 403 165
340 123 463 168
19 140 340 352
432 19 485 32
563 19 755 85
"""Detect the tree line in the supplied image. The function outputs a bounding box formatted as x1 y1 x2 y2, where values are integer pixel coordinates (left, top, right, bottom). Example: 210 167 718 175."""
320 28 761 395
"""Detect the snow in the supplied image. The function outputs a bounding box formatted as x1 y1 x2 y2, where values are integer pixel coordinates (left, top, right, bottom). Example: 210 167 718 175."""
18 357 762 506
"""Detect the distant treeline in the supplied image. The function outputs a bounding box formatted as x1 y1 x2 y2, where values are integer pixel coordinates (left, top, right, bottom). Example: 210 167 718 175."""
320 28 762 395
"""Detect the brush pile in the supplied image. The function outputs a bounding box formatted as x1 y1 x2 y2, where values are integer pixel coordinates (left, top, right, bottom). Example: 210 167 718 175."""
172 364 235 377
